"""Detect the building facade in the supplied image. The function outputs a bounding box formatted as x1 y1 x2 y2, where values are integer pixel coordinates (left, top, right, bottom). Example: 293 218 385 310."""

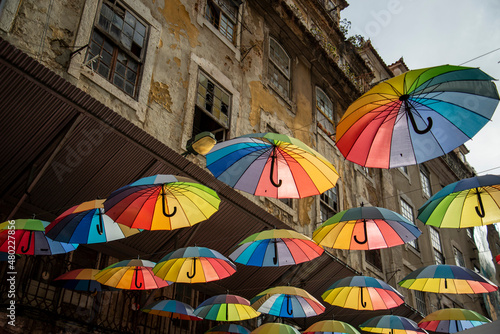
0 0 498 333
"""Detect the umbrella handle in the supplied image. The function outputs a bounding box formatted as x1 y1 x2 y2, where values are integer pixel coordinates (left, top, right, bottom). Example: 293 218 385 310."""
96 208 104 235
273 239 278 265
270 148 282 188
226 302 229 321
161 185 177 217
354 219 368 245
360 288 367 308
187 258 196 279
21 230 33 253
406 103 433 134
134 268 143 289
286 295 293 315
475 188 486 218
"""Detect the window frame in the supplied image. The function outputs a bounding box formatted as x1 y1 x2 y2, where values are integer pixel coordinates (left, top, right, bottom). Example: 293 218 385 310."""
320 186 338 223
453 246 465 267
420 165 432 198
268 36 291 98
205 0 239 44
430 227 444 264
414 290 427 315
400 198 419 251
316 87 336 137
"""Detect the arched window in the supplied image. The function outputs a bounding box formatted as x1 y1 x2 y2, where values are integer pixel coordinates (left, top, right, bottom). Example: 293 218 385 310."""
316 87 335 136
268 37 290 97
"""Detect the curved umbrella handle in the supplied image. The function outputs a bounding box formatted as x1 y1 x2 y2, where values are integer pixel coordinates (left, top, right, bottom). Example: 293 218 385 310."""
21 231 33 253
161 185 177 217
286 295 293 315
475 188 486 218
187 258 197 279
354 219 368 245
273 239 278 265
96 208 104 235
405 101 433 134
134 268 143 289
360 288 367 308
270 148 282 188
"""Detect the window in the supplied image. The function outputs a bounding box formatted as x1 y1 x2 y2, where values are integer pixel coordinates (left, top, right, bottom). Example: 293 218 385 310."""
400 198 419 250
399 166 408 175
365 249 383 271
454 247 465 267
205 0 239 43
316 87 335 136
86 0 148 98
0 0 5 15
414 290 427 315
430 227 444 264
320 187 338 222
193 71 231 142
467 228 473 239
420 165 432 198
268 37 290 97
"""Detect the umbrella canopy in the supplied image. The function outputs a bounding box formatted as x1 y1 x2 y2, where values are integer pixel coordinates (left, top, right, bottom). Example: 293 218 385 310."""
96 259 170 290
336 65 499 168
103 175 221 230
359 315 426 334
418 308 491 333
141 299 202 321
194 294 260 322
250 286 325 318
313 206 421 250
206 324 251 334
398 264 498 294
206 133 339 199
153 246 236 283
303 320 361 334
46 199 141 244
0 219 78 255
496 254 500 264
322 276 404 310
53 268 104 292
251 323 301 334
229 229 323 267
417 174 500 228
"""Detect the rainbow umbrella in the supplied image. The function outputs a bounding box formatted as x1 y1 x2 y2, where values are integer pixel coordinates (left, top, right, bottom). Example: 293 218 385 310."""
250 286 324 318
206 324 251 334
313 206 421 250
153 246 236 283
0 219 78 255
336 65 499 168
194 294 260 321
103 175 220 230
141 299 202 321
303 320 361 334
96 259 170 290
398 264 498 294
46 199 141 244
418 308 491 333
418 174 500 228
206 133 339 199
229 229 323 267
322 276 404 310
251 323 300 334
52 268 109 292
359 315 426 334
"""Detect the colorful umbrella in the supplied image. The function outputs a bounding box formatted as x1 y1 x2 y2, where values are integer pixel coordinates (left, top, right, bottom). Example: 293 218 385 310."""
250 286 325 318
398 264 498 294
0 219 78 255
153 246 236 283
45 199 141 244
95 259 170 290
194 294 260 321
141 299 202 321
206 324 251 334
313 206 421 250
322 276 404 310
303 320 361 334
206 133 339 198
359 315 426 334
103 175 220 230
52 268 105 292
496 254 500 264
418 308 491 333
251 323 301 334
229 229 323 267
336 65 499 168
417 174 500 228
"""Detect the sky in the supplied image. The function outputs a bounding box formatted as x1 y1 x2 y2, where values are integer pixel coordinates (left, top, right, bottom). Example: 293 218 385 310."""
341 0 500 175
